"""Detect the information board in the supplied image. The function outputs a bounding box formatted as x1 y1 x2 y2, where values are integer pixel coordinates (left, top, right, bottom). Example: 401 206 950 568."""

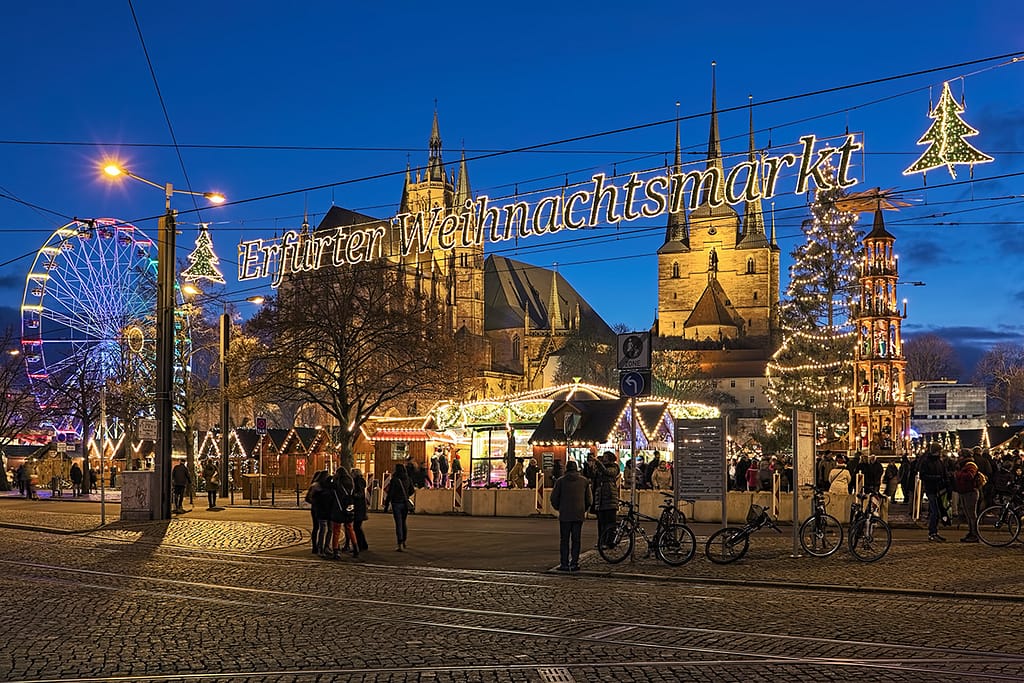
674 418 726 501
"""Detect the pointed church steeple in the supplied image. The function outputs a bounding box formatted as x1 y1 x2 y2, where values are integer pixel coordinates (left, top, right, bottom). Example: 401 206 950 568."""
399 159 412 213
739 96 767 248
548 264 563 332
427 108 444 182
455 147 472 209
705 62 724 175
658 104 690 254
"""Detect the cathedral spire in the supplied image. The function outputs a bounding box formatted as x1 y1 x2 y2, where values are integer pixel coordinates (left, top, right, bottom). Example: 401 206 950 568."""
427 107 444 182
705 62 723 175
659 103 690 253
455 146 472 209
399 158 411 213
548 263 563 332
740 95 766 244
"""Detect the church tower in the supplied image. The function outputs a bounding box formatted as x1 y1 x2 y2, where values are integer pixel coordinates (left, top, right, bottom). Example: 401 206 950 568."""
849 210 911 457
400 111 484 337
656 70 779 346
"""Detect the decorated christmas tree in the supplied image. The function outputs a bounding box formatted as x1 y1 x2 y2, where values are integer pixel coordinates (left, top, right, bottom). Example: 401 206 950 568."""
765 168 862 440
904 80 993 179
181 224 225 284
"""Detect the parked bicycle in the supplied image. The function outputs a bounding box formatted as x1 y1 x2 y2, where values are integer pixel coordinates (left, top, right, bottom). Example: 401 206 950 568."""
798 484 844 557
976 479 1024 547
847 490 892 562
599 496 696 566
705 503 781 564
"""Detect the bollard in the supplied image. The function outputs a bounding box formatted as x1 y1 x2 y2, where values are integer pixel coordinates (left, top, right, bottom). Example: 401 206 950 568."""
296 484 301 508
271 482 275 507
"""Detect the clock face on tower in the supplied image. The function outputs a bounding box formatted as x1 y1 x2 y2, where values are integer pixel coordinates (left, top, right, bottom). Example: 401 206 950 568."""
707 226 717 235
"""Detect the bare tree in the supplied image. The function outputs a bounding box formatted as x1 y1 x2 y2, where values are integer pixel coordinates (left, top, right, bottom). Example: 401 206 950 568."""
249 263 461 468
652 348 735 404
0 328 45 490
974 343 1024 413
553 319 616 386
904 333 962 383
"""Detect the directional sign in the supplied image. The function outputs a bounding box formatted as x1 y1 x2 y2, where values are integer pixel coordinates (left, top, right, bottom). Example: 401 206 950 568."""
138 418 158 441
674 418 726 500
617 332 651 370
619 370 651 398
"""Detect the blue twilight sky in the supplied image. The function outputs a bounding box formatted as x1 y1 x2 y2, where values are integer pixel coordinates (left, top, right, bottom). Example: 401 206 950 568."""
1 2 1023 376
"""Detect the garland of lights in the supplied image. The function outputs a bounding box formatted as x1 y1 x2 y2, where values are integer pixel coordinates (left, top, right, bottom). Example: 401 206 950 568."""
904 81 993 179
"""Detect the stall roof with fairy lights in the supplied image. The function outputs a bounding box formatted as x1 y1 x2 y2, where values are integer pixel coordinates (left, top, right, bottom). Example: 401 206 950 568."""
431 381 719 442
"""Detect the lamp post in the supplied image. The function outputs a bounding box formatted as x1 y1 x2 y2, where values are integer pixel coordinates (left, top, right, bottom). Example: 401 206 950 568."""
103 164 224 520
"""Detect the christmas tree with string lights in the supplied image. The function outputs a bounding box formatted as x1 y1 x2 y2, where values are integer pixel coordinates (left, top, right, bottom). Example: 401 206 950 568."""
181 224 225 284
903 80 993 179
765 167 863 441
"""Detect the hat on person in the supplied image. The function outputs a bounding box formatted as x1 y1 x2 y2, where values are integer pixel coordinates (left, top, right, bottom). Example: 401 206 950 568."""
964 462 978 474
565 460 578 472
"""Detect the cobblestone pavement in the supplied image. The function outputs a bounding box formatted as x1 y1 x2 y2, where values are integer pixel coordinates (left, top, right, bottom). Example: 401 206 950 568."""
1 497 1023 681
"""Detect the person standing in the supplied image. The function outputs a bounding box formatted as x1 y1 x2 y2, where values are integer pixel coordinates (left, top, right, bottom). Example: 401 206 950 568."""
69 462 83 497
89 467 98 493
828 456 852 495
351 467 370 552
329 467 358 559
171 459 189 513
15 463 25 497
383 464 413 551
438 450 449 488
524 458 539 489
954 459 983 543
429 456 441 489
311 472 334 558
592 451 620 548
450 453 462 489
201 459 219 510
549 460 592 572
304 471 328 555
508 458 525 488
860 454 884 493
919 443 950 542
109 465 117 488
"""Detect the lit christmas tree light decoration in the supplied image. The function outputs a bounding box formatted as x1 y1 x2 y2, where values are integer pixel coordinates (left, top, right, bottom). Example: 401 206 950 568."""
181 223 226 284
903 80 993 179
765 164 862 440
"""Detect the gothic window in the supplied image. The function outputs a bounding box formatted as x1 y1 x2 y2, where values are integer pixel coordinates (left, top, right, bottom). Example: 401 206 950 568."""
460 253 468 268
730 380 736 388
672 262 680 278
512 335 521 361
746 258 755 274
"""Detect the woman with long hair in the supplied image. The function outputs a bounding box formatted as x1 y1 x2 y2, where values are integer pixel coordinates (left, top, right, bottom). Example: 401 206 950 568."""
351 467 370 552
383 463 413 551
330 467 359 559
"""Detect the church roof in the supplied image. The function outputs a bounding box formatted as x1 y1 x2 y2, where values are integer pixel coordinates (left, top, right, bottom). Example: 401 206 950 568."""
684 277 745 331
866 208 895 240
484 255 613 336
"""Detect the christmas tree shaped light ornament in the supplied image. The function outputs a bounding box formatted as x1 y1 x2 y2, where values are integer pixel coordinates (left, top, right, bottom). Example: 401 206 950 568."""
903 80 993 179
181 223 226 284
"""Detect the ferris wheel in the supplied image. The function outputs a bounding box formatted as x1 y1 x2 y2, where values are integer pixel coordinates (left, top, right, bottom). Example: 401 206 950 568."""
20 218 164 435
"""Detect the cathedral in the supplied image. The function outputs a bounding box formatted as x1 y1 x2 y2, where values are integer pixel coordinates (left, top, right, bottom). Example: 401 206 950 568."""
654 77 782 423
314 111 614 400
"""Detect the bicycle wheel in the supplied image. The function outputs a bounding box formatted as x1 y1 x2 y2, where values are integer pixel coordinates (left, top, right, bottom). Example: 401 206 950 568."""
598 521 634 563
799 513 844 557
848 516 892 562
655 523 696 566
977 506 1021 547
705 527 749 564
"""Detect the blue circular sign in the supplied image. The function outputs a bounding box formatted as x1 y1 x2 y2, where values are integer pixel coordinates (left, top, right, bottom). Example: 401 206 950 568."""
620 371 646 398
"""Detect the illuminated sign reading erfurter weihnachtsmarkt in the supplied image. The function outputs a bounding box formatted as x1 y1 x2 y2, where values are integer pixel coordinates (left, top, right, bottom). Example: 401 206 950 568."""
238 133 862 287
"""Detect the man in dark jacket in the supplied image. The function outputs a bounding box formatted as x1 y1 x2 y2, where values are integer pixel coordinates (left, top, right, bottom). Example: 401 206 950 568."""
550 460 593 571
69 462 83 497
171 459 190 513
591 452 620 548
919 443 950 542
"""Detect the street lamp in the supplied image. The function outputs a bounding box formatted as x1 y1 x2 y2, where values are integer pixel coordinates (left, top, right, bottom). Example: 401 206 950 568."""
103 163 225 521
220 295 266 499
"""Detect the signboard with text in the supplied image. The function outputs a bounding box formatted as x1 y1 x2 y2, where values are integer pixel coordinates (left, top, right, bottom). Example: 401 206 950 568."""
674 418 726 501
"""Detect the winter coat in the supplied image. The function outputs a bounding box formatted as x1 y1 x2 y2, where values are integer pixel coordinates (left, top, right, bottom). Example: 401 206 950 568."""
591 462 619 511
384 474 413 509
508 462 525 488
171 463 190 487
311 479 334 519
746 464 760 490
918 454 949 496
329 477 355 524
525 462 539 488
352 474 369 521
652 464 672 491
550 470 593 523
828 467 852 495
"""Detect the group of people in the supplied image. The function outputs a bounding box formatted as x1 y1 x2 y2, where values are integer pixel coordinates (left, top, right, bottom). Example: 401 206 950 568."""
549 450 622 571
303 466 370 560
506 457 540 489
730 454 795 493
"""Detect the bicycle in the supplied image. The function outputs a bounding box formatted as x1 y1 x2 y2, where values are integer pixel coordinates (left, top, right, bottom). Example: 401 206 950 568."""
705 503 781 564
599 497 696 566
847 490 892 562
798 484 844 557
976 480 1024 547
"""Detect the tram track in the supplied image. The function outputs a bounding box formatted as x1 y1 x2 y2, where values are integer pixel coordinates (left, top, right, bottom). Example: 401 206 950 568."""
1 553 1022 682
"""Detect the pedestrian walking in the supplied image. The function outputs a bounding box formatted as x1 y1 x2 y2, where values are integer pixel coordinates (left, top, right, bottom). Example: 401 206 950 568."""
171 459 189 513
201 459 220 510
383 464 414 551
549 460 592 572
351 467 370 552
